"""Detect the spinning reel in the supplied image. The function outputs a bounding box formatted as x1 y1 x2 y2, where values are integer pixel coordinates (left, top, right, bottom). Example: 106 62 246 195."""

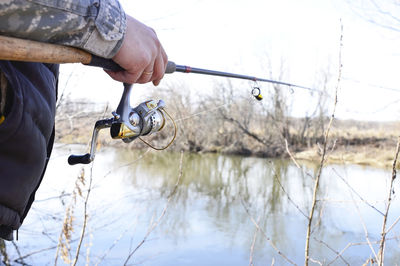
68 83 174 165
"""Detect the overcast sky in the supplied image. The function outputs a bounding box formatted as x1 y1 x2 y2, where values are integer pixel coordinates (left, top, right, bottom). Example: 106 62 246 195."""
60 0 400 121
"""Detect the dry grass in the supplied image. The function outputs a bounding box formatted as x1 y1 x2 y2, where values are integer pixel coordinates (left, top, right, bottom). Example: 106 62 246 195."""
295 145 398 168
294 121 400 168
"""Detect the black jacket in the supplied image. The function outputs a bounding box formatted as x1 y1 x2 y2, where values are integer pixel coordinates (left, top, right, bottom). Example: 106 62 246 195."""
0 61 58 240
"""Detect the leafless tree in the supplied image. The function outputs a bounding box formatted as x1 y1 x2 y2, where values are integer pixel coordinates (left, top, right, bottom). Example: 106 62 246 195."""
347 0 400 32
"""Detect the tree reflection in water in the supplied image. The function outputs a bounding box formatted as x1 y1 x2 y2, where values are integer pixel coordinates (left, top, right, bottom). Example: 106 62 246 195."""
109 149 398 265
9 147 400 265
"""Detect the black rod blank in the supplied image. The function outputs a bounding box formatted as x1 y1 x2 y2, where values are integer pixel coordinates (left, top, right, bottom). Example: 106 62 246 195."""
165 61 313 91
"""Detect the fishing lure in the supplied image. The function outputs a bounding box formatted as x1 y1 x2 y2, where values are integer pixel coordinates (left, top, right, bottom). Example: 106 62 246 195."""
252 87 263 101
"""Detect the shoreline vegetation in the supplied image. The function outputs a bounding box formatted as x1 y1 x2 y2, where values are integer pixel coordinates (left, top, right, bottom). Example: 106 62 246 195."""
55 86 400 169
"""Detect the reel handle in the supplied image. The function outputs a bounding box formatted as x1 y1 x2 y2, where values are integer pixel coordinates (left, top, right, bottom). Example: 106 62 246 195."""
68 153 92 165
67 118 114 165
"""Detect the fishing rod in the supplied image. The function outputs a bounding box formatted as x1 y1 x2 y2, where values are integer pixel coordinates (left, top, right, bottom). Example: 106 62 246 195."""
165 61 313 91
0 35 314 165
0 35 313 91
164 62 314 101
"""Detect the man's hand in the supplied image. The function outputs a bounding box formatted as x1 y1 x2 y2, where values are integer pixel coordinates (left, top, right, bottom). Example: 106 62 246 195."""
105 15 168 86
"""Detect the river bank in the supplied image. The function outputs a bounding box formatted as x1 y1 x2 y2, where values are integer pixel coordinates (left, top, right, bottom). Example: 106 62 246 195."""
294 143 398 168
293 121 400 168
54 105 400 169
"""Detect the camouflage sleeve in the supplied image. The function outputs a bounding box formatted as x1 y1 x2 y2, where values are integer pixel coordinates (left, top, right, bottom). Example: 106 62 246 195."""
0 0 126 58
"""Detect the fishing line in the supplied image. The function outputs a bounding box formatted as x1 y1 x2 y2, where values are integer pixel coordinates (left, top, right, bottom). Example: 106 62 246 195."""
174 102 231 123
171 81 270 125
342 77 400 93
139 108 177 150
172 78 269 124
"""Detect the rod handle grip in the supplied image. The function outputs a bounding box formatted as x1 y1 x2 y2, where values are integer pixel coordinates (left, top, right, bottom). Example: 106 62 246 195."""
87 55 124 72
68 153 92 165
89 59 176 74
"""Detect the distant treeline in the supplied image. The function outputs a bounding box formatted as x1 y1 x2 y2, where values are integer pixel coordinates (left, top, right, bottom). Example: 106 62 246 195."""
55 81 398 158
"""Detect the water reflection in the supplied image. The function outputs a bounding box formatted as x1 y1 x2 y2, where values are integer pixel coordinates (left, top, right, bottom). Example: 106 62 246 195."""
9 146 400 265
109 149 400 264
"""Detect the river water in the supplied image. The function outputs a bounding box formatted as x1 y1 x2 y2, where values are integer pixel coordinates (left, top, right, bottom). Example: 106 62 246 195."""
6 144 400 265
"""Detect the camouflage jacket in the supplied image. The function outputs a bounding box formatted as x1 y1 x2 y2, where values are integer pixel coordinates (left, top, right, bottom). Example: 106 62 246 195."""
0 0 126 58
0 0 126 240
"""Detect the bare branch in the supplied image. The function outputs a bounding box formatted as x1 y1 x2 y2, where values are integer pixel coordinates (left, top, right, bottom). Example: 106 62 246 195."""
123 151 184 265
346 0 400 32
54 168 86 266
271 168 308 219
284 138 301 169
221 112 272 147
386 214 400 234
308 257 323 266
0 239 10 266
313 237 350 265
305 20 343 266
310 201 326 235
249 216 260 266
378 136 400 265
10 241 25 266
350 191 379 261
95 225 135 266
332 168 384 216
327 237 400 265
72 165 94 266
240 197 297 266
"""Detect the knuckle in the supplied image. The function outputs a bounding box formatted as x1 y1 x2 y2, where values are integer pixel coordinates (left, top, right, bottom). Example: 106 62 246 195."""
137 74 152 84
139 55 150 65
154 38 161 49
149 27 157 35
136 55 151 69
